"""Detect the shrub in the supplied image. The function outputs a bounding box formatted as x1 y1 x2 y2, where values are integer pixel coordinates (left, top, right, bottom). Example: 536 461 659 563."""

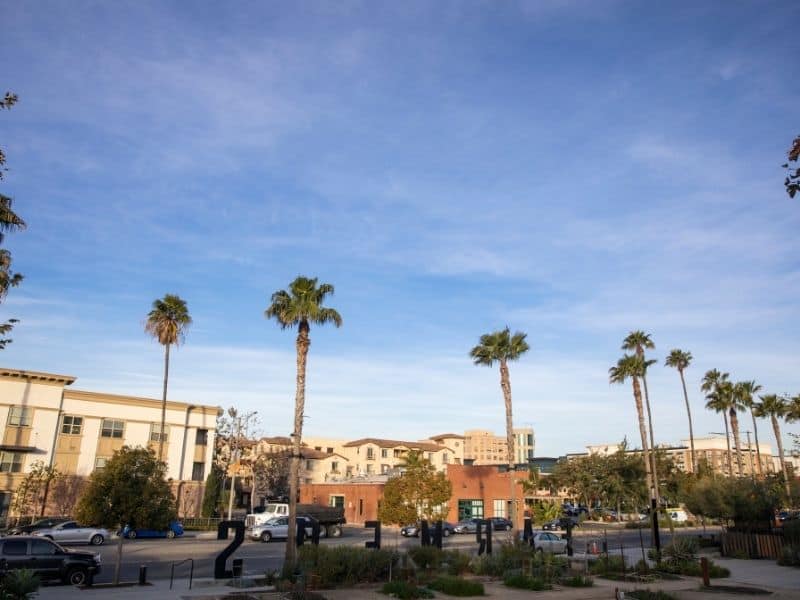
407 546 443 571
503 573 551 591
655 558 730 578
661 537 699 565
297 545 398 587
560 574 594 587
626 590 677 600
428 576 485 596
382 581 434 599
443 550 473 576
589 555 626 575
0 569 40 600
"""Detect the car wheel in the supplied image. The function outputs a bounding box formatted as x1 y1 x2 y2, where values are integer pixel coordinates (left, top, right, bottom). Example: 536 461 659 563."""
67 568 88 586
166 530 176 539
127 530 137 539
90 534 104 546
443 529 451 537
328 525 343 538
260 531 272 542
506 524 512 531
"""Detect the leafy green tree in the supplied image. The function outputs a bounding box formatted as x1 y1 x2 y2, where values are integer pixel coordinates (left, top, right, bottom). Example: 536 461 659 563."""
10 461 60 519
702 369 734 475
622 332 659 502
265 276 342 569
665 349 696 473
754 394 791 501
735 380 763 476
783 135 800 198
75 446 176 584
0 92 26 350
531 502 561 525
470 327 529 526
378 451 451 525
201 465 223 518
609 354 655 501
144 294 192 461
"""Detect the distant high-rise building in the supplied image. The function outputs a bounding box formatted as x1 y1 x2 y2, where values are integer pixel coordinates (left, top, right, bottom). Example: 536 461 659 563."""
464 427 535 465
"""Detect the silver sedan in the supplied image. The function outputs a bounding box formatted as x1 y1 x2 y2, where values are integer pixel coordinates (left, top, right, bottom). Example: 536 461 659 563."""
33 521 110 546
250 517 314 543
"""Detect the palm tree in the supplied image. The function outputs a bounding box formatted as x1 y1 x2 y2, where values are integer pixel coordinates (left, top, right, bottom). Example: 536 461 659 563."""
786 395 800 423
622 331 659 503
664 349 696 473
735 380 763 476
755 394 791 501
609 354 655 502
265 276 342 569
144 294 192 462
701 369 733 476
470 327 530 527
727 382 748 477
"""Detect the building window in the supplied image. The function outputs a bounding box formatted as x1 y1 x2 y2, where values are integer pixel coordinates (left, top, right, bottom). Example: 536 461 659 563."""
428 453 434 462
314 446 322 451
457 499 484 520
381 448 388 458
326 447 334 453
442 453 449 464
329 495 344 509
94 457 108 470
366 448 375 460
493 499 507 518
306 460 313 470
366 464 374 474
195 429 208 446
331 461 339 473
7 406 31 427
191 462 205 481
60 415 83 435
0 452 23 473
150 423 169 443
101 419 124 438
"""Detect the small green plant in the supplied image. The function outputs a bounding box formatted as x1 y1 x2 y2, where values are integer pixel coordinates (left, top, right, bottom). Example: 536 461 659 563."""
407 546 443 571
296 545 398 587
626 590 678 600
382 580 435 599
427 576 485 596
443 550 473 576
503 573 551 591
0 569 41 600
560 574 594 587
589 555 626 575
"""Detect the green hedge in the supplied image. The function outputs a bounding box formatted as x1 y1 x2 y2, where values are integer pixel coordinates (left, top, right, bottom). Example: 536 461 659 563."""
428 576 485 596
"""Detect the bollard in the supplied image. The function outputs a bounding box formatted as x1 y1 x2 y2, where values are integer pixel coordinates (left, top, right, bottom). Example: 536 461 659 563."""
700 557 710 587
232 558 244 577
138 564 147 585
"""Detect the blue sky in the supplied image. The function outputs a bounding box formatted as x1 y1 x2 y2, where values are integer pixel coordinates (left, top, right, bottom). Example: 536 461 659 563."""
2 1 799 456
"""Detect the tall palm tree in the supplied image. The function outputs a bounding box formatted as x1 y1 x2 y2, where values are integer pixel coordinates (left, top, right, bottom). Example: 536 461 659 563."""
609 354 655 502
701 369 733 476
786 395 800 423
727 382 748 477
664 349 696 473
470 327 530 527
265 276 342 569
622 331 659 503
735 380 763 476
144 294 192 462
755 394 791 501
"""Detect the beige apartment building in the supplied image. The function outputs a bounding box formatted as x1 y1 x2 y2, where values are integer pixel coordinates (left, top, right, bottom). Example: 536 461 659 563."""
0 367 221 520
464 427 535 465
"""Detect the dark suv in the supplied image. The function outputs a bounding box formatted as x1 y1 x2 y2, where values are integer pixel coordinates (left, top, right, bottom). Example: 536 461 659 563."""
0 536 101 585
488 517 513 531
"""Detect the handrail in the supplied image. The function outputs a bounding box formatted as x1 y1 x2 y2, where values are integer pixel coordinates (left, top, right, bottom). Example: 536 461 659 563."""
169 558 194 590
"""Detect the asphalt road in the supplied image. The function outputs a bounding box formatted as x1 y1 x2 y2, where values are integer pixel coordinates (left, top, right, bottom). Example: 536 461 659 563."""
82 523 721 585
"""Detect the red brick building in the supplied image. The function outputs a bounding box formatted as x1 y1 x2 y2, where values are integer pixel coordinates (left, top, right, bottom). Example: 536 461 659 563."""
300 480 386 525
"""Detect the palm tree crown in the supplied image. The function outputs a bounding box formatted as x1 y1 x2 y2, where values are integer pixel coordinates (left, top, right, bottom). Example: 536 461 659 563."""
470 327 529 367
609 354 647 382
265 276 342 330
622 331 655 354
665 349 692 372
145 294 192 346
755 394 788 419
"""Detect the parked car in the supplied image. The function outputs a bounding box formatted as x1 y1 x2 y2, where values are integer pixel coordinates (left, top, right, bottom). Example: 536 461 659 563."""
251 516 314 542
121 521 184 539
400 523 420 537
5 517 71 536
33 521 109 546
519 531 568 554
400 521 455 537
453 518 482 534
488 517 513 531
0 536 101 585
542 517 579 531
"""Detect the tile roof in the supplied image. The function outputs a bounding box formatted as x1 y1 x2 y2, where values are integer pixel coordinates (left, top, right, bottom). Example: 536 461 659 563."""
343 438 449 452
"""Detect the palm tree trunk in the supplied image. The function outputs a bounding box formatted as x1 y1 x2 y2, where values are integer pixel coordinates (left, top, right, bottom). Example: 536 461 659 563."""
771 415 791 501
730 409 744 477
632 377 655 499
679 369 696 473
750 408 763 477
723 413 733 476
285 321 310 571
159 344 170 462
499 359 517 527
641 373 660 505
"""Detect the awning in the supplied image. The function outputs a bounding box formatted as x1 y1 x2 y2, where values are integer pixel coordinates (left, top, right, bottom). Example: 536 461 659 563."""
0 445 39 453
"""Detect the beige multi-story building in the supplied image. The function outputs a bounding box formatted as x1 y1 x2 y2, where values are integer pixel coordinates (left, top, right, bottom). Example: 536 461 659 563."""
464 427 535 465
0 367 221 520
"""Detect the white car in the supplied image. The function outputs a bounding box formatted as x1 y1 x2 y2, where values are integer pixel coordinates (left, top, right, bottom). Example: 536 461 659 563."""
519 531 568 554
33 521 110 546
250 516 314 543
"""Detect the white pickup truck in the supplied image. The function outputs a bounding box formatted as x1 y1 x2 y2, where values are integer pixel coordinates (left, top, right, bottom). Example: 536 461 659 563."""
246 502 346 537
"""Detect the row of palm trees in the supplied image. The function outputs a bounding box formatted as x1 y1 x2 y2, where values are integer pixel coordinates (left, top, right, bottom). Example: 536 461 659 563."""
610 331 800 506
